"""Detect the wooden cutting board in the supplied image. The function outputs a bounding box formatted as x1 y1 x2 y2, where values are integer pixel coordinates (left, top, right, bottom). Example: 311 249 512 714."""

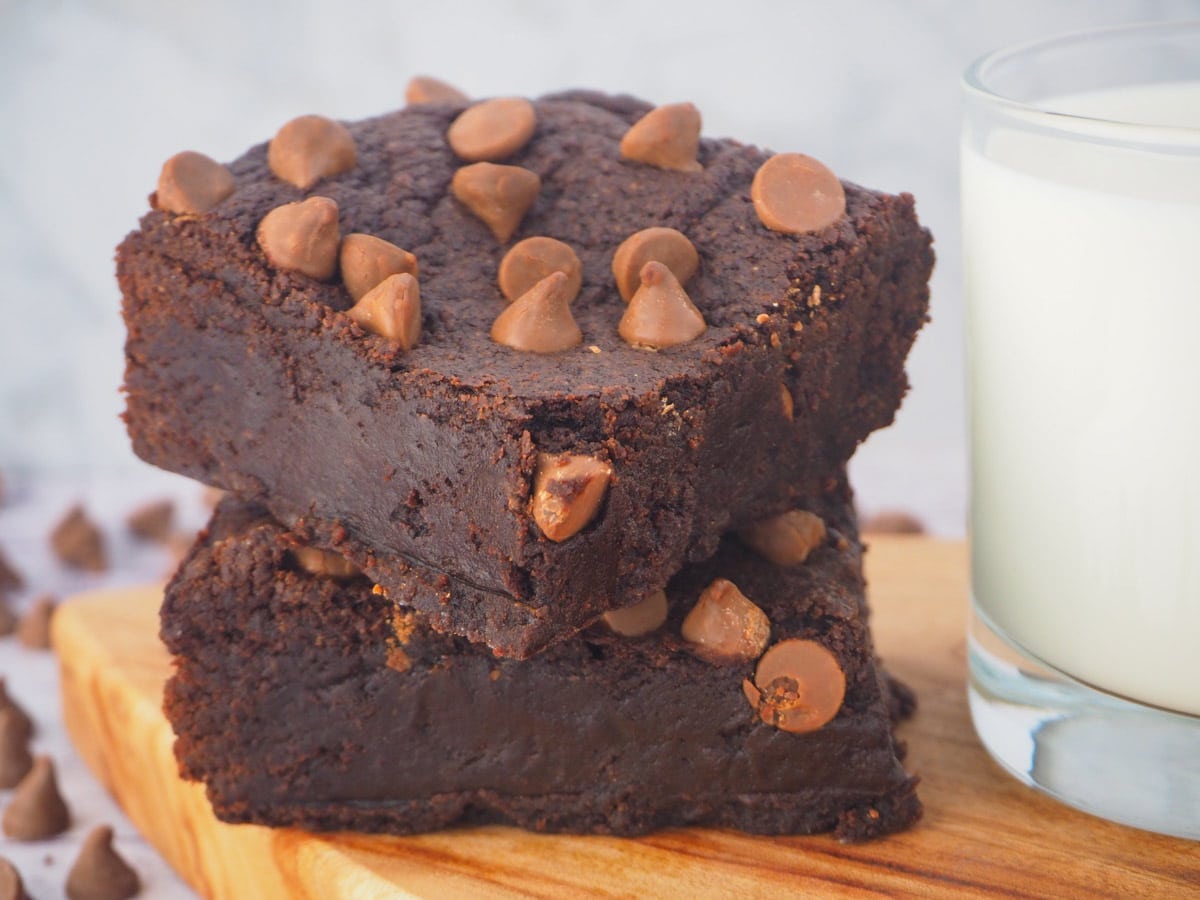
53 538 1199 899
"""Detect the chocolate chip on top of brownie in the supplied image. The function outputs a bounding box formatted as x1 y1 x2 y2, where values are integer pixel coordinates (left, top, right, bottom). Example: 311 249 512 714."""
147 91 856 365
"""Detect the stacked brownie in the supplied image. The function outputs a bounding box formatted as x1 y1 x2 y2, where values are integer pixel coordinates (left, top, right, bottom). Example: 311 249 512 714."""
117 86 933 839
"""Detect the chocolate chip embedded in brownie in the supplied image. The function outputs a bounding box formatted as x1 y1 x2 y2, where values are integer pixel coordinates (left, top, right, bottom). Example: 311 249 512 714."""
161 488 919 839
120 90 932 657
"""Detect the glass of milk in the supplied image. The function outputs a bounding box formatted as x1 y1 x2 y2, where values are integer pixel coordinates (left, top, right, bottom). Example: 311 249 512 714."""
962 21 1200 839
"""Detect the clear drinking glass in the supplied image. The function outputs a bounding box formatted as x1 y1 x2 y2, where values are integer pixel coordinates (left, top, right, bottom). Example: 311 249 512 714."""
962 21 1200 839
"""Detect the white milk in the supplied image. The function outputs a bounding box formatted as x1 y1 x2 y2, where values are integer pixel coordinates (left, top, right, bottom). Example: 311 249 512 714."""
963 82 1200 716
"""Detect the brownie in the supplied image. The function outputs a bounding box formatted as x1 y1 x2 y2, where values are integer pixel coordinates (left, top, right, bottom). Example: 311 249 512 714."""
161 488 920 840
121 90 933 657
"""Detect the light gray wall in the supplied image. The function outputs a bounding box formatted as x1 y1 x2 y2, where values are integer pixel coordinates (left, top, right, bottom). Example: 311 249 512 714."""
1 0 1194 533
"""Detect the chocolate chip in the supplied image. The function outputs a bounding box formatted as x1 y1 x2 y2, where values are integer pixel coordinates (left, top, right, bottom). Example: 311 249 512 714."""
256 197 341 280
51 505 107 572
268 115 357 190
0 710 32 790
618 261 706 350
681 578 770 665
619 103 702 173
0 601 14 638
611 227 699 303
17 595 56 651
405 75 468 106
498 237 582 304
446 97 537 162
0 546 23 591
65 825 141 900
0 681 32 742
603 589 667 637
451 162 541 242
742 639 846 733
290 547 360 580
346 273 422 350
491 272 582 354
738 509 826 567
339 233 419 302
752 153 846 234
0 857 27 900
862 511 926 535
2 756 70 840
155 151 234 215
126 499 174 543
532 452 612 542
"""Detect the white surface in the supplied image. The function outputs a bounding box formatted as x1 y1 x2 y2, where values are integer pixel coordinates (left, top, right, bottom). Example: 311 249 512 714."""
2 0 1196 538
0 471 208 899
965 81 1200 716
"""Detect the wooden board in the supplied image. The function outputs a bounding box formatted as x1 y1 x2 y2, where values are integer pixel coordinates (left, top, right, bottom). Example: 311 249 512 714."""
53 538 1199 899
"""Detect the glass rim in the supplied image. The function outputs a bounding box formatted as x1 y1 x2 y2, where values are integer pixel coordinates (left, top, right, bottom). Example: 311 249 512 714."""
963 20 1200 140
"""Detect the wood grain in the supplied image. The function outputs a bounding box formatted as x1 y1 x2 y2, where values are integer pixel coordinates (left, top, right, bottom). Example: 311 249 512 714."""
53 538 1200 899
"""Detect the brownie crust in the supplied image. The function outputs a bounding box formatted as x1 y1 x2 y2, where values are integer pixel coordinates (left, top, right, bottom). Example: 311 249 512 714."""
122 91 933 657
162 487 920 841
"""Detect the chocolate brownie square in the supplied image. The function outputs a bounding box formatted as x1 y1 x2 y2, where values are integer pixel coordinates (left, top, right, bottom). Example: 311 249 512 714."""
121 91 932 656
161 487 919 840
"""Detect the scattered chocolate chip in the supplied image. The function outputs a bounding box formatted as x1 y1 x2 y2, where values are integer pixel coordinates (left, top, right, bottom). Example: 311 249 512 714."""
0 600 14 638
65 825 141 900
751 153 846 234
154 151 235 215
346 273 422 350
0 547 24 592
619 103 702 172
491 272 582 354
17 595 56 651
0 856 27 900
498 237 582 304
290 547 360 580
451 162 541 242
742 639 846 733
256 197 341 280
611 227 699 303
51 505 107 572
618 261 706 350
681 578 770 665
126 499 175 543
0 680 32 742
268 114 357 190
738 509 827 567
446 97 537 162
405 75 468 106
779 384 795 421
862 511 926 535
339 233 420 302
603 589 667 638
2 756 70 840
532 452 612 542
0 709 32 789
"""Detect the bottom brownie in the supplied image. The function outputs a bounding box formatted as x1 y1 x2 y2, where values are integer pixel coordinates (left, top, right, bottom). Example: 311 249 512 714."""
161 485 919 840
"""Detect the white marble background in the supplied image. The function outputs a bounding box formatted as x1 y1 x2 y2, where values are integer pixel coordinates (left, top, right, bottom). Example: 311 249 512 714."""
0 2 1196 897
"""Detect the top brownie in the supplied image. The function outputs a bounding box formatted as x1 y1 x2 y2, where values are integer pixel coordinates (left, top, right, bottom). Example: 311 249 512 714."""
119 89 932 657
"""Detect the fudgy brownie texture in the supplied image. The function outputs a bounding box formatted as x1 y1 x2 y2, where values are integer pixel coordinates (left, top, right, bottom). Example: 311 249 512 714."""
162 488 920 840
122 90 933 657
